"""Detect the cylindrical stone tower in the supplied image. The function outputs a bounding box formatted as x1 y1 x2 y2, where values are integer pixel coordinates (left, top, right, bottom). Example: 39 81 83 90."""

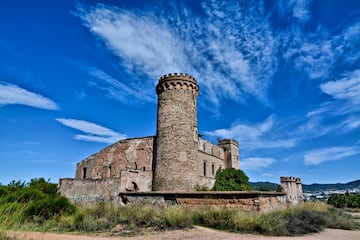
154 73 199 191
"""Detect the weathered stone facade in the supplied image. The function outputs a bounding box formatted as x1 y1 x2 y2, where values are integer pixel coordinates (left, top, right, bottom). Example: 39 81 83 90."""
154 73 200 191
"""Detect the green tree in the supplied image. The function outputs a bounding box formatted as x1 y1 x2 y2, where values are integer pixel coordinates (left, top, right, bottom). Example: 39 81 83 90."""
213 168 252 191
327 192 360 208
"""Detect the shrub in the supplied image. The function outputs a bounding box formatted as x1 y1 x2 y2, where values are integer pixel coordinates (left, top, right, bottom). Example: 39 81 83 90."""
0 179 76 224
23 195 76 221
213 168 252 191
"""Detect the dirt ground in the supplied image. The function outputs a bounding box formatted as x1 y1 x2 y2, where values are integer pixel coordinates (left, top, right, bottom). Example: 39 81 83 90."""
11 226 360 240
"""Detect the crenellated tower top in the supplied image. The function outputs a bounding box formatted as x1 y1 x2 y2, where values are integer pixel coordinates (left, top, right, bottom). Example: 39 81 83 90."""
156 73 199 96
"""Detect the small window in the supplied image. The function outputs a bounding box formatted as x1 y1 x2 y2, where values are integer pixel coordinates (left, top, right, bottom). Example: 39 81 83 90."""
82 167 87 179
203 143 205 151
203 161 207 176
212 163 215 176
108 166 112 177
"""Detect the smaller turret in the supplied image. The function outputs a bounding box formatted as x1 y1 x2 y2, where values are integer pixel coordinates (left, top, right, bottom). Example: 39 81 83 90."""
218 139 240 169
280 176 304 205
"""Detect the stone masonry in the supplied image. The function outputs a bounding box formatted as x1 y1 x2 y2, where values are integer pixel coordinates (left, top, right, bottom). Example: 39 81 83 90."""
280 176 304 205
154 73 200 191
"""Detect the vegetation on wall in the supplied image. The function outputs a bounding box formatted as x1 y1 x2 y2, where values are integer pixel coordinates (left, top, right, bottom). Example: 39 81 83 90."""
328 192 360 208
213 168 252 191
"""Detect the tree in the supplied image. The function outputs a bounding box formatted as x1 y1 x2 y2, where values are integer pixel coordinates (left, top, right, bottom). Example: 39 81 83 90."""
213 168 252 191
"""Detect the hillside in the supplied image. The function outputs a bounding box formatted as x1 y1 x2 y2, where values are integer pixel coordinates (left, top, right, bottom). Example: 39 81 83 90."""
249 182 280 191
302 179 360 192
250 179 360 193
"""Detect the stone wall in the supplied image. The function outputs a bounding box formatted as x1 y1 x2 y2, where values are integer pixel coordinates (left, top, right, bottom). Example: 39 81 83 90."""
198 138 224 159
59 168 153 205
196 150 224 189
75 137 154 180
59 178 123 205
118 191 287 212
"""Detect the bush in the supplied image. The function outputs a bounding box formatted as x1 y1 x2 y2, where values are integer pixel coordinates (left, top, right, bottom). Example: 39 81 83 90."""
213 168 252 191
0 178 76 225
23 195 76 221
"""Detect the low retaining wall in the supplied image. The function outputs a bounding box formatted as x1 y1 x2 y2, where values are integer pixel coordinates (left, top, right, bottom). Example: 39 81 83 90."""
59 179 288 212
119 191 287 212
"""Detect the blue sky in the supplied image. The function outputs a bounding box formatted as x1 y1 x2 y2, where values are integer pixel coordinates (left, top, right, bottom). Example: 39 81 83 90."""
0 0 359 185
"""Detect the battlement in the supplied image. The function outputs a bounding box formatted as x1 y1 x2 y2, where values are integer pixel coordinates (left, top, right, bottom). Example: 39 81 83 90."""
218 139 239 147
156 72 199 95
280 176 296 182
159 72 197 83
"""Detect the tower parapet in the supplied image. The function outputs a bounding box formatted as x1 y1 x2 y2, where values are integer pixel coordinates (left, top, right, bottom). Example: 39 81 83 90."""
154 73 199 191
156 73 199 96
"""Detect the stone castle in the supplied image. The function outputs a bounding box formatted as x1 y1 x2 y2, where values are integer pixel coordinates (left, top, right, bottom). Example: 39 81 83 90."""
59 73 303 209
60 73 240 199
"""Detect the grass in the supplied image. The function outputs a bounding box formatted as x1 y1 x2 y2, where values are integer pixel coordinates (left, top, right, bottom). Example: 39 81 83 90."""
1 201 359 238
0 202 27 240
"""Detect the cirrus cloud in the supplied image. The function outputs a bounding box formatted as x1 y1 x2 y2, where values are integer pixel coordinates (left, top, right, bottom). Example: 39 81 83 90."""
56 118 127 143
304 147 360 166
0 82 58 110
241 157 277 170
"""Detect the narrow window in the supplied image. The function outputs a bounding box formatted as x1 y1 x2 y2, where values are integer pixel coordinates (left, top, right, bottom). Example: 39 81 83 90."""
82 167 87 179
203 143 205 151
212 163 215 176
203 161 207 176
108 166 112 177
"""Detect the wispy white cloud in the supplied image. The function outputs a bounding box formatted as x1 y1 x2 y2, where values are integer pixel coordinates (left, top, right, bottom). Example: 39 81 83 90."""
241 157 277 170
320 70 360 107
56 118 127 143
76 1 277 106
0 82 58 110
77 5 191 81
304 147 360 166
301 70 360 137
292 0 312 22
276 0 312 22
204 115 297 150
74 1 359 110
282 20 359 82
89 68 154 103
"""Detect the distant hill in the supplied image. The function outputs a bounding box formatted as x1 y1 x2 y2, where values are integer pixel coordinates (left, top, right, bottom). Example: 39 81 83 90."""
250 179 360 193
302 179 360 192
249 181 280 191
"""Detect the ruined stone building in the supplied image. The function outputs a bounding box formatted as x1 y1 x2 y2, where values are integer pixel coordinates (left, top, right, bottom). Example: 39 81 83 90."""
59 73 241 200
